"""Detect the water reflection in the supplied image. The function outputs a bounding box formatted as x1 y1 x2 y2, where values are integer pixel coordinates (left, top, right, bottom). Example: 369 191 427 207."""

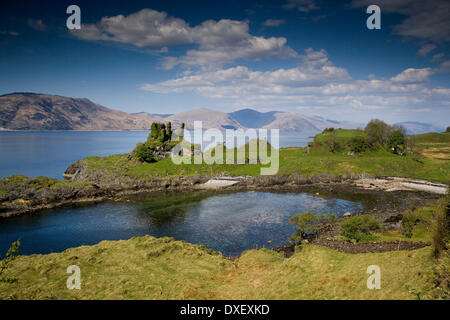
0 190 413 257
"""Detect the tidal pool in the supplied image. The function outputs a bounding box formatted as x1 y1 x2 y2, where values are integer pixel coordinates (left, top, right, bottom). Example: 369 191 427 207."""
0 191 405 256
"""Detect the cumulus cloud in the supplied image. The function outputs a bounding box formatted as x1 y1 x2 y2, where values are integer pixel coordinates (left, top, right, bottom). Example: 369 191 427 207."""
352 0 450 42
140 48 449 115
71 9 298 69
142 49 350 93
161 33 298 70
72 9 192 47
390 68 435 83
163 19 299 69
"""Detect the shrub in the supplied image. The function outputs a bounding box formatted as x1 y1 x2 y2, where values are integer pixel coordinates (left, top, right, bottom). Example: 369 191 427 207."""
401 209 420 238
446 127 450 133
0 240 20 283
365 119 393 148
340 214 381 242
387 130 406 154
135 143 155 163
324 131 342 153
289 211 336 242
348 136 369 153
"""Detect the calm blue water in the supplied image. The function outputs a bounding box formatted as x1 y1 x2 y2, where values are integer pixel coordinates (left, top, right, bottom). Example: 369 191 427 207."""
0 191 365 256
0 131 315 179
0 131 149 179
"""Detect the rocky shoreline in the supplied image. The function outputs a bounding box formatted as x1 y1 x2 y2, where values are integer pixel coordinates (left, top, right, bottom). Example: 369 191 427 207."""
0 157 446 218
271 239 431 258
0 172 443 219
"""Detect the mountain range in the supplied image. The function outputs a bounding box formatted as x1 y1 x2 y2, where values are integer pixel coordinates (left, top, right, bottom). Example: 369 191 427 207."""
0 93 443 134
0 93 163 130
393 122 446 135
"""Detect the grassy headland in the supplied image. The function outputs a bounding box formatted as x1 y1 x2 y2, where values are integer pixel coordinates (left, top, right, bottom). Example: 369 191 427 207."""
79 130 450 183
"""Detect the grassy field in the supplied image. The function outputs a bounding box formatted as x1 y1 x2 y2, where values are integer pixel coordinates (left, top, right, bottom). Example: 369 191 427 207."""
0 235 446 300
82 131 450 183
0 198 448 300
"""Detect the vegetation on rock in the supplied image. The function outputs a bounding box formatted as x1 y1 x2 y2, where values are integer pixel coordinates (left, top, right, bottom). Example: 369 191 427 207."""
340 215 381 242
130 122 180 163
288 211 337 243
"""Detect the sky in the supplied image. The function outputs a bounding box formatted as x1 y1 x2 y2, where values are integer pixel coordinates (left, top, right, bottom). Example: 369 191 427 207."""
0 0 449 125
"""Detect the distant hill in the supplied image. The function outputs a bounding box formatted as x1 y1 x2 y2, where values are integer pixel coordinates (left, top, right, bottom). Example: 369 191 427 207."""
394 121 446 134
1 93 443 133
228 109 360 132
0 93 162 130
228 109 277 128
166 108 243 130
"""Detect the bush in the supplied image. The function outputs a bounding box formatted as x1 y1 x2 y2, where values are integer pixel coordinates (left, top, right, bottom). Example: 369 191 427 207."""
348 136 369 153
340 214 381 242
289 211 336 242
387 130 406 154
135 143 155 163
401 209 420 238
0 240 20 283
446 127 450 133
364 119 393 148
324 131 342 153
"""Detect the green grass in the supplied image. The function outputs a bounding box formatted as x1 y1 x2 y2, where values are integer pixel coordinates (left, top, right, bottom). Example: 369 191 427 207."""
414 132 450 144
2 131 448 191
313 128 366 145
82 140 450 183
0 235 444 300
0 175 92 199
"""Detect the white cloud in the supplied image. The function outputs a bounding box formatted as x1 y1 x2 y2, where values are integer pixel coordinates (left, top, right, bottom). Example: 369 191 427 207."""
390 68 435 83
72 9 192 47
71 9 298 69
432 88 450 95
161 19 298 69
142 49 350 93
141 48 449 115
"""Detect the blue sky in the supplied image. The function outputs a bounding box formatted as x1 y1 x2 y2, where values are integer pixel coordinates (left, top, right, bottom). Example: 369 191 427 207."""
0 0 449 125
